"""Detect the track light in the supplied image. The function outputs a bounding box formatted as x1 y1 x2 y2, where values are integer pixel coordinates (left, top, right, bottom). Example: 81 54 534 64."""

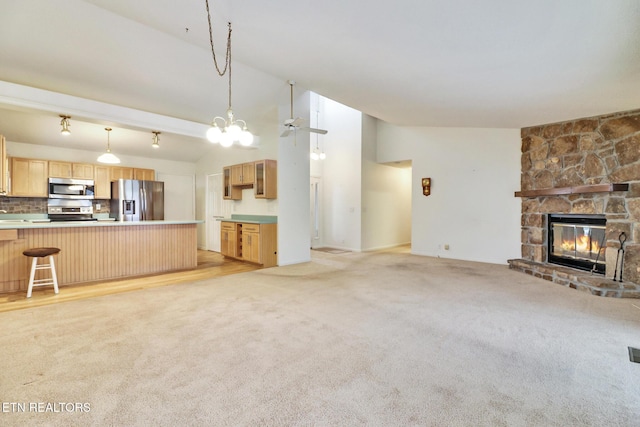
59 115 71 135
152 131 160 148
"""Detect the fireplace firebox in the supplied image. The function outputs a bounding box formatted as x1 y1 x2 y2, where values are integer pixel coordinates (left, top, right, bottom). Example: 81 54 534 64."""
547 214 606 274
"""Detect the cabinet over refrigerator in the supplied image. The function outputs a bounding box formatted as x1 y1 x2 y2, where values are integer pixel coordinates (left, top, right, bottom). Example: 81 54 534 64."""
110 179 164 221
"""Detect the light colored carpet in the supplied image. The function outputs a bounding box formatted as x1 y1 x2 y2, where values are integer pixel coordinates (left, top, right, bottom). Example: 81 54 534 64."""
1 249 639 426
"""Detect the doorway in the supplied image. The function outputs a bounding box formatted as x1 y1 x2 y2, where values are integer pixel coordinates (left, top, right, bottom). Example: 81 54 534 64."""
156 173 195 220
310 176 322 249
206 173 230 252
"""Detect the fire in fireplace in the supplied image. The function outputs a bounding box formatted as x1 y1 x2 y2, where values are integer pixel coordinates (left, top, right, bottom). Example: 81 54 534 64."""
547 214 606 274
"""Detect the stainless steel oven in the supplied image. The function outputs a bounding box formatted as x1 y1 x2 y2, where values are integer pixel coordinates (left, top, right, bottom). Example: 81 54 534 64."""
47 199 96 221
48 177 95 199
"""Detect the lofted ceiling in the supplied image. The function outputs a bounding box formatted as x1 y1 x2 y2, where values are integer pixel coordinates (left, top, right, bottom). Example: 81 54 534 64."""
0 0 639 162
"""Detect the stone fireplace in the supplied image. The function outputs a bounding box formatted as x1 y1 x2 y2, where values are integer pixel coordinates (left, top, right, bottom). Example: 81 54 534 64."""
508 108 640 298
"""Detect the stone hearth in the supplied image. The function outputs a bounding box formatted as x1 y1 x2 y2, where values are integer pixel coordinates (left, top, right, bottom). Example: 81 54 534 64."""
508 108 640 298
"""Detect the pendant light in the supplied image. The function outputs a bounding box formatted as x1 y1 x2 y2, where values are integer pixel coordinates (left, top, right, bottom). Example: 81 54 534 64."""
97 127 120 164
204 1 253 147
310 110 326 160
59 115 71 135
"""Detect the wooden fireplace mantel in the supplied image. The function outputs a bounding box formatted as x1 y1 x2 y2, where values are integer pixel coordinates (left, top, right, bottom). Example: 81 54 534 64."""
514 183 629 198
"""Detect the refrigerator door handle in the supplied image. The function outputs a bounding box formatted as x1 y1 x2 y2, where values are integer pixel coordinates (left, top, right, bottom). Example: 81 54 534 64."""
140 188 146 220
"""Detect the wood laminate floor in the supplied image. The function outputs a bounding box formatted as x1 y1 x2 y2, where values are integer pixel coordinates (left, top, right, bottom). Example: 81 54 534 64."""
0 250 260 313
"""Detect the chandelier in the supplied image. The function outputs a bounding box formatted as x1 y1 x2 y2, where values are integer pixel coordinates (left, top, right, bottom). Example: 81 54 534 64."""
204 1 253 147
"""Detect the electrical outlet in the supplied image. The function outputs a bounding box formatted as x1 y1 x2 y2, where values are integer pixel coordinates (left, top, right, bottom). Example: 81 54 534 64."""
96 203 101 211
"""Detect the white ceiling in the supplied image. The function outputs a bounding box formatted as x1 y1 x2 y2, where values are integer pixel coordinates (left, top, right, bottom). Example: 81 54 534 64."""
0 0 639 162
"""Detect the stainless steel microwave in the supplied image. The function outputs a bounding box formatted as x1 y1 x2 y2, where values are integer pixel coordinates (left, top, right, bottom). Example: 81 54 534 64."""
48 177 95 199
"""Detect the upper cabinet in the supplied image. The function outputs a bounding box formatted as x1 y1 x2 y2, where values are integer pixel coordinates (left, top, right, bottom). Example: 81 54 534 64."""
48 161 94 179
72 163 95 179
10 157 48 197
109 166 134 181
49 160 93 179
0 135 7 195
223 166 241 200
231 162 254 186
48 161 72 178
94 165 111 199
223 159 277 200
254 160 277 199
134 168 155 181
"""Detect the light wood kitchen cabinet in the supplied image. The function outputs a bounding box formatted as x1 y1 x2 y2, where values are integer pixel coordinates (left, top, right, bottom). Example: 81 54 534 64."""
49 161 94 179
72 163 95 179
48 161 72 178
134 168 155 180
110 166 133 181
223 166 241 200
94 165 111 199
220 222 238 257
254 160 277 199
231 162 254 186
10 157 48 197
242 224 262 264
0 135 7 195
221 222 277 267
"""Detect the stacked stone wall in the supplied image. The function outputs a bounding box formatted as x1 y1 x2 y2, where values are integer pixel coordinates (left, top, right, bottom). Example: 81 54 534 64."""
517 108 640 294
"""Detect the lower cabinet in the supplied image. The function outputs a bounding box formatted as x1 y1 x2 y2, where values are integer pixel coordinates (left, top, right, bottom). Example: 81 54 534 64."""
242 224 261 264
220 222 277 267
220 222 238 258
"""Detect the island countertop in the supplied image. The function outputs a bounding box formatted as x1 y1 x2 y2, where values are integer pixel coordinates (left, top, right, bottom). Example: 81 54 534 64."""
0 220 200 294
0 219 203 229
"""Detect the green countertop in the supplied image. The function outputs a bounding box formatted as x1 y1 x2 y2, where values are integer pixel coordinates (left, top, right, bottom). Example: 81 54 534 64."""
217 214 277 224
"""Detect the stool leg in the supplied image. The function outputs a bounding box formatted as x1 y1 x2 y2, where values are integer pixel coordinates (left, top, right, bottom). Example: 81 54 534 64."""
49 255 59 294
27 257 37 298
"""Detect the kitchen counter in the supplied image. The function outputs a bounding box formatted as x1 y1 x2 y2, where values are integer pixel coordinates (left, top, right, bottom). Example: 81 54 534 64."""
0 219 200 294
0 219 203 229
217 214 277 224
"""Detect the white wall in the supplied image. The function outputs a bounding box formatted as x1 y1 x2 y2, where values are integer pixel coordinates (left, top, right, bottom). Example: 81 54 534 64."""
321 98 363 252
361 114 412 251
377 123 521 265
277 88 312 265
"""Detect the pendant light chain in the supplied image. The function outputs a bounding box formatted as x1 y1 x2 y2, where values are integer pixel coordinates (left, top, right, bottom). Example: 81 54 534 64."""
205 0 232 109
204 0 253 147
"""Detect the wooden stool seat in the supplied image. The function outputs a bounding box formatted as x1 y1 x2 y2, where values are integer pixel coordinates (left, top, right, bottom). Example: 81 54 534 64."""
23 247 61 298
23 247 61 258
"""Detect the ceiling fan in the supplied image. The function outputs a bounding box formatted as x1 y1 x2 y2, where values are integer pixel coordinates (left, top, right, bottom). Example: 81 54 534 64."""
280 80 328 138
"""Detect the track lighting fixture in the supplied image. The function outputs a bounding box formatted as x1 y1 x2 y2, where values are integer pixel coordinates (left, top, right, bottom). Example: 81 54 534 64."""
152 131 160 148
59 115 71 135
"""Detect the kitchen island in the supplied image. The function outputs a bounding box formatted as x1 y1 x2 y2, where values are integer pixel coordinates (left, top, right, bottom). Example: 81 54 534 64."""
0 220 201 293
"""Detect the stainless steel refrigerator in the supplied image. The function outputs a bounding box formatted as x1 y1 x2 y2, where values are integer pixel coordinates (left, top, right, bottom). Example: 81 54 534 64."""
110 179 164 221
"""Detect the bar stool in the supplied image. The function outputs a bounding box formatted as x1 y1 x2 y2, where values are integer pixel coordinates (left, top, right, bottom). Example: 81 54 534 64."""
23 247 60 298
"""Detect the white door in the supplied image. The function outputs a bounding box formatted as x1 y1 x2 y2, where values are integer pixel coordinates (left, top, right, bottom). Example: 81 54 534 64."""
206 173 229 252
156 173 195 220
310 176 322 249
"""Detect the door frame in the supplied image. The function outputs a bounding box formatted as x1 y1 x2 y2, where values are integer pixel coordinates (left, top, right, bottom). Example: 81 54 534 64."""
310 176 322 249
205 173 227 252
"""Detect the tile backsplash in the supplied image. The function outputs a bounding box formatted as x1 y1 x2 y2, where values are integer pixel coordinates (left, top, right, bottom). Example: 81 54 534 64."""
0 198 110 214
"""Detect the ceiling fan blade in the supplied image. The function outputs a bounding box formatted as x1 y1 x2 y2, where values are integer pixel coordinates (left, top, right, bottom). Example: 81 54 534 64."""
280 128 291 137
290 117 305 127
308 127 328 135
